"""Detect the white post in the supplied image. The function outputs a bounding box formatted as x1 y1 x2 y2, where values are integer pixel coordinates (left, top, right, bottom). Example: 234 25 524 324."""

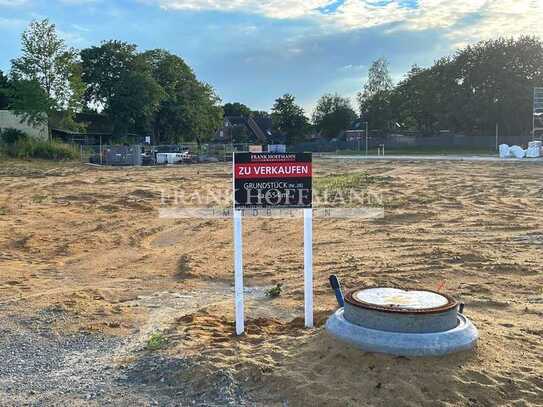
234 209 244 335
365 121 369 157
496 123 500 151
304 208 313 328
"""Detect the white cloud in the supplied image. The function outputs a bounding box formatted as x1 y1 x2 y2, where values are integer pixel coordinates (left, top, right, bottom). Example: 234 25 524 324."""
0 16 27 29
144 0 336 19
444 0 543 46
57 0 100 4
0 0 28 6
145 0 543 43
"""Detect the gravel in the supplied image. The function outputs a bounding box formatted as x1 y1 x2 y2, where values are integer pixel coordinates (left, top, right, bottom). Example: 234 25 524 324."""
0 309 251 406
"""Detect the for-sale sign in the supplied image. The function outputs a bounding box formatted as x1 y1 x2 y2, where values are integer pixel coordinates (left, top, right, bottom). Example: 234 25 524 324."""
234 152 312 209
232 151 314 335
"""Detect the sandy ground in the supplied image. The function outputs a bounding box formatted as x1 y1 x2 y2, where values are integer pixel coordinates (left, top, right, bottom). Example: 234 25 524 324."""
0 158 542 406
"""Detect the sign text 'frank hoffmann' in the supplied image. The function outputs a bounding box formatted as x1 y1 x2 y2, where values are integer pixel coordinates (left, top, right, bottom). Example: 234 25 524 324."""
234 152 312 209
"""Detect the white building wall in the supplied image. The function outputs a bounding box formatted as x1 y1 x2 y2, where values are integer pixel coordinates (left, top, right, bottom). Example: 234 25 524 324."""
0 110 48 140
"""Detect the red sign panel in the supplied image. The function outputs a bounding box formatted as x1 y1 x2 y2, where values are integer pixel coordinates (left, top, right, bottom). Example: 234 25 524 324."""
234 162 312 179
234 152 312 209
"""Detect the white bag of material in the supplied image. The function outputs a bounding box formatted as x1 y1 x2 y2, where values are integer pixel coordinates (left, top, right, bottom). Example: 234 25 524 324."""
527 141 542 158
526 146 541 158
499 144 511 158
509 145 526 159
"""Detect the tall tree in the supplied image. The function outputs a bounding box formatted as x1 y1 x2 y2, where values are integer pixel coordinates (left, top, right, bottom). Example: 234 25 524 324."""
81 41 164 135
451 36 543 137
192 82 223 143
358 58 394 130
361 58 393 97
271 94 309 143
107 70 164 135
252 110 271 121
391 64 444 134
11 19 78 111
80 40 138 107
0 70 10 109
223 102 252 117
312 94 356 139
9 79 51 127
141 49 223 143
385 36 543 137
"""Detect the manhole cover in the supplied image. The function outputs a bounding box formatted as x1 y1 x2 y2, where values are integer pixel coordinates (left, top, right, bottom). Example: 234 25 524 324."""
353 287 450 310
344 287 459 333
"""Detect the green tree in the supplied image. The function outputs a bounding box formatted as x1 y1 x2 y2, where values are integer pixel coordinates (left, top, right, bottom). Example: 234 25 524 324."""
80 40 138 107
11 19 78 111
108 70 164 135
81 41 164 135
451 36 543 137
361 58 393 96
386 36 543 138
358 58 394 130
271 94 309 143
141 49 223 143
312 93 356 139
0 69 50 126
184 81 223 143
9 79 51 127
252 110 271 121
0 70 10 109
392 65 441 133
223 102 252 117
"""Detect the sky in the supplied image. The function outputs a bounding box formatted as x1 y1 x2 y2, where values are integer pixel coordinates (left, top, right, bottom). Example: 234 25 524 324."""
0 0 542 113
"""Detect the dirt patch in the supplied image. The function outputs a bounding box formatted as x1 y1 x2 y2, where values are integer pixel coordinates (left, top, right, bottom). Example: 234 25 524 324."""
0 159 542 405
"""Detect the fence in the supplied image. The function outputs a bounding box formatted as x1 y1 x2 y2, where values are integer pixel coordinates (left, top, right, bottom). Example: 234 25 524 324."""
75 133 537 165
79 143 251 165
292 133 532 154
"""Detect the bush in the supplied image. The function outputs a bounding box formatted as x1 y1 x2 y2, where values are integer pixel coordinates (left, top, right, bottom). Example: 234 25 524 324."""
1 128 27 144
0 134 78 160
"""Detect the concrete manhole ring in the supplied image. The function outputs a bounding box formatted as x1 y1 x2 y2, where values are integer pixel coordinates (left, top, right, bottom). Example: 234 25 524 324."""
326 308 478 357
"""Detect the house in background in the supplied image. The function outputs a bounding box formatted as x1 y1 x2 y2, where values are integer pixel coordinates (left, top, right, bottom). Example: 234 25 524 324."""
215 115 287 145
0 110 48 140
52 112 148 145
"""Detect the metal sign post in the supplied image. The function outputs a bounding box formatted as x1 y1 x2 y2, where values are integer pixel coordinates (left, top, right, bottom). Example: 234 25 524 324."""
233 209 244 335
304 208 313 328
233 152 313 335
232 153 244 336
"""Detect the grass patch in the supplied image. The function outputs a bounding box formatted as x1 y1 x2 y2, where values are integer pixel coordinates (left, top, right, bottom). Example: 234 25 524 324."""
0 132 78 160
265 283 283 298
315 172 374 191
314 172 389 208
31 195 48 204
146 332 168 350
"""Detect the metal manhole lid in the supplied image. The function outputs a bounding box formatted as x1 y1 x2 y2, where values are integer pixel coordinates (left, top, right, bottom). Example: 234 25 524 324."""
346 287 457 314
